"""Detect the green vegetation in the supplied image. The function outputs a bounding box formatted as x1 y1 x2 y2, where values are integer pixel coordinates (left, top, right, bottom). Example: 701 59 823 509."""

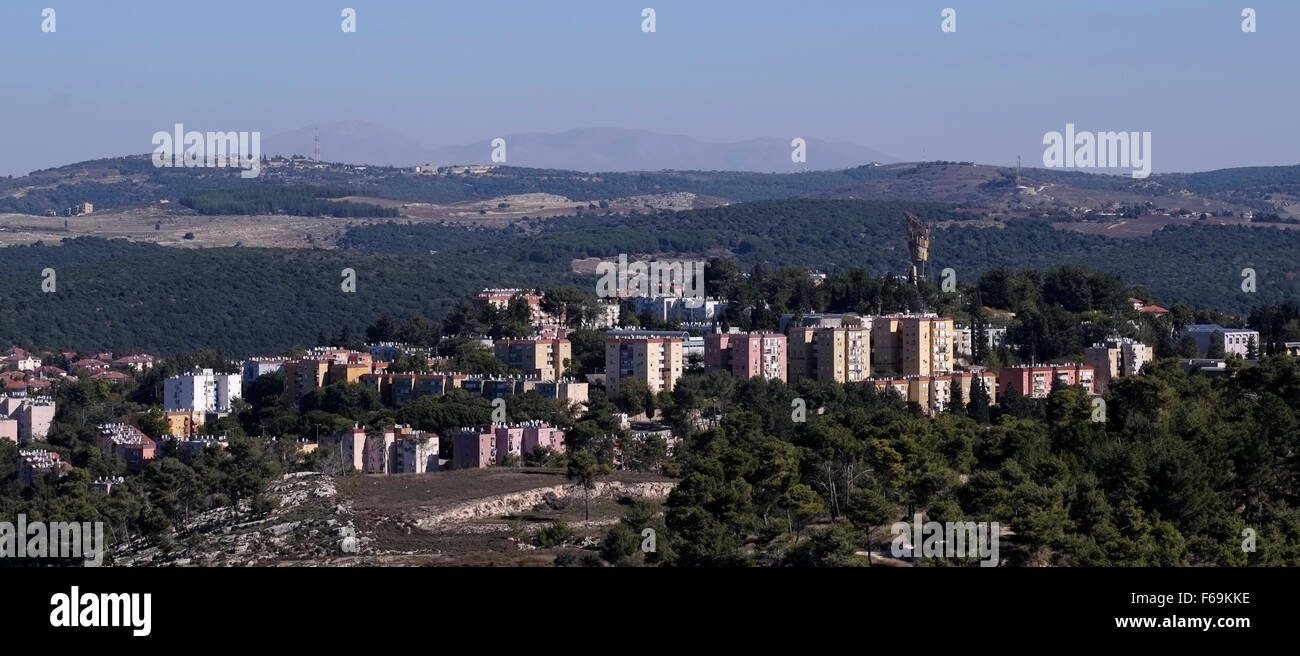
179 186 397 217
606 355 1300 566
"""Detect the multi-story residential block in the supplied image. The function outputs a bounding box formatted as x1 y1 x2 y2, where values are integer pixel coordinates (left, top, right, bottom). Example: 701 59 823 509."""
954 324 1009 359
584 303 621 330
634 296 728 323
453 428 497 469
327 427 368 472
17 449 71 486
360 373 466 405
867 372 997 415
0 395 56 442
95 423 157 470
605 337 684 395
1085 338 1154 393
998 364 1095 399
494 338 572 380
173 435 229 459
284 359 330 399
322 424 440 474
453 422 565 469
164 410 203 438
164 368 242 415
241 358 287 386
284 349 376 398
779 313 866 332
473 288 557 326
392 425 440 474
870 314 955 377
705 332 788 382
1180 324 1260 359
787 326 869 383
533 380 589 407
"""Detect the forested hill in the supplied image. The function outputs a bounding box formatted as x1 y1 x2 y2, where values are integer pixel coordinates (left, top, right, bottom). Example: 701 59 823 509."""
340 198 1300 313
4 154 1300 217
1 198 1298 355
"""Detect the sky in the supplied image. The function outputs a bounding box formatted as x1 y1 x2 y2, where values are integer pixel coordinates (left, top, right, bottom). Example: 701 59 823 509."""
1 0 1297 176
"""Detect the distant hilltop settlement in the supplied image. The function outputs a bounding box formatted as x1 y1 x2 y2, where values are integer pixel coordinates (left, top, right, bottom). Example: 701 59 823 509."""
44 202 93 217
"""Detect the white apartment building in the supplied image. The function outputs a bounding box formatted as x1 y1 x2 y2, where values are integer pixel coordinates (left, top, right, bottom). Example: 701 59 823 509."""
164 368 242 415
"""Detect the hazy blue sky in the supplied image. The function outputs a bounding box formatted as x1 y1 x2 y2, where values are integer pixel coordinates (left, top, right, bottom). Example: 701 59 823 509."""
2 0 1296 176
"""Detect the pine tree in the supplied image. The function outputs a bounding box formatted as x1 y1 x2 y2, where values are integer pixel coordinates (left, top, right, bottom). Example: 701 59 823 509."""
969 290 990 365
967 378 992 424
949 379 966 416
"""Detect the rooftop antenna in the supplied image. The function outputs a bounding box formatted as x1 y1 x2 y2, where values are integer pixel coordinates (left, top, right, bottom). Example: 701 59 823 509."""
313 125 321 161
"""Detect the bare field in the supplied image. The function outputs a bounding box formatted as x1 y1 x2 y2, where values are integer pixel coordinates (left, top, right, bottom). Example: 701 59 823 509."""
0 205 363 249
337 468 675 566
1053 214 1300 239
0 191 723 249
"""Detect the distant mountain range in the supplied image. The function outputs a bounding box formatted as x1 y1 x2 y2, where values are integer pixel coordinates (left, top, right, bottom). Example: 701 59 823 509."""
261 121 898 172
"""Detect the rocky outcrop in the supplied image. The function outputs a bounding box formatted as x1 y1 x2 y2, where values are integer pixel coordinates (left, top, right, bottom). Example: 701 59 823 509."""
414 480 675 529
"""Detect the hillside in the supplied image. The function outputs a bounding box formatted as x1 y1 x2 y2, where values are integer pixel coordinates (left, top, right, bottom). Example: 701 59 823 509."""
5 156 1300 220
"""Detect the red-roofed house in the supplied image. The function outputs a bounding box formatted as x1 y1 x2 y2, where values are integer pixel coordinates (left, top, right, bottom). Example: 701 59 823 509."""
91 370 133 384
113 354 156 372
71 359 111 374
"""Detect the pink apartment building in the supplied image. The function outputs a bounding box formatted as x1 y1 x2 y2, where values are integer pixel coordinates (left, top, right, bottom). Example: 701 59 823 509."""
704 332 788 382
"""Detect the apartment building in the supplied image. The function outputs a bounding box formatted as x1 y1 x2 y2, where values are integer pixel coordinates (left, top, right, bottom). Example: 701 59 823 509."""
605 337 684 395
95 423 157 470
0 417 16 443
1180 324 1260 359
284 349 376 399
787 326 869 383
634 296 728 323
17 449 72 486
173 435 229 459
1084 338 1154 393
870 314 955 377
866 371 997 415
323 424 440 474
0 395 56 442
242 358 287 386
704 332 788 382
998 364 1096 399
453 422 565 469
392 425 440 474
473 288 558 326
494 338 572 380
954 324 1009 359
164 410 203 438
360 373 466 406
532 380 590 407
164 368 242 415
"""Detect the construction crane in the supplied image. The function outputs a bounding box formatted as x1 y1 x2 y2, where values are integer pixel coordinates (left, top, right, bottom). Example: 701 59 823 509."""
904 212 931 284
